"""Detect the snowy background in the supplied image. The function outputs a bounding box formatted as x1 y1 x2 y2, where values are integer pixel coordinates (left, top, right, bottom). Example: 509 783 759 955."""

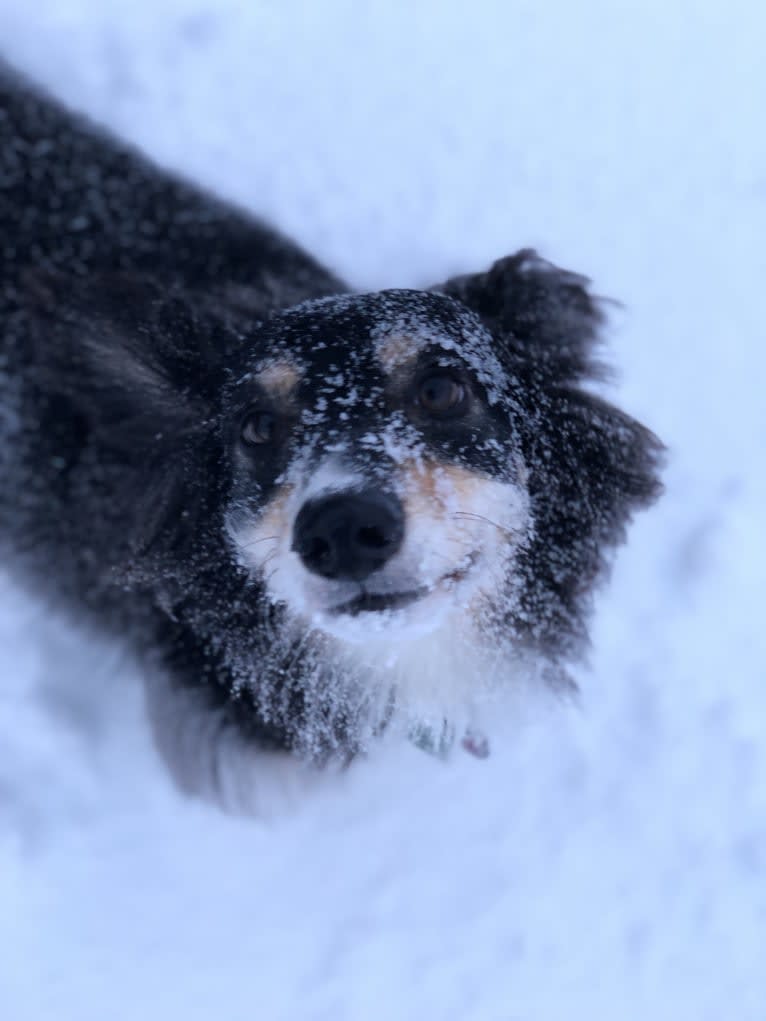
1 1 764 1018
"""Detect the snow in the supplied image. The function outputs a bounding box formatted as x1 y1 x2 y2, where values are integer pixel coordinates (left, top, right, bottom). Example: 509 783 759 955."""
1 1 765 1018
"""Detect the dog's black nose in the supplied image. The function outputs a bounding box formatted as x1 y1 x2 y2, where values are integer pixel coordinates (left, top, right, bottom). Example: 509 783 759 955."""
292 490 405 582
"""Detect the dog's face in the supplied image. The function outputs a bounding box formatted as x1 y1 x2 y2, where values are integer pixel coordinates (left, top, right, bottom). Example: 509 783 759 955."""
223 292 532 710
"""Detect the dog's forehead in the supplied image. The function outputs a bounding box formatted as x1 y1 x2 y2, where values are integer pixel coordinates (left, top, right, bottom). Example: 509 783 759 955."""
253 289 505 401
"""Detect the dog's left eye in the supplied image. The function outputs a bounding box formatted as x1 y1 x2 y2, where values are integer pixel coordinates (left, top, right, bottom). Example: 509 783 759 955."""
416 373 468 417
241 409 277 446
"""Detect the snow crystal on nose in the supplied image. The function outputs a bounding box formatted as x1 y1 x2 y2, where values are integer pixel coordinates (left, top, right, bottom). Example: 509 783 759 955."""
289 456 365 503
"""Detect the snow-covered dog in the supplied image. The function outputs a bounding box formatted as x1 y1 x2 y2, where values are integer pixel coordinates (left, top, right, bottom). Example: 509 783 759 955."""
0 64 663 812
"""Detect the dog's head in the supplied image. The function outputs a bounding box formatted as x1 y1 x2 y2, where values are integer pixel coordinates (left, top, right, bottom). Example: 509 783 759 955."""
223 288 531 651
26 252 663 750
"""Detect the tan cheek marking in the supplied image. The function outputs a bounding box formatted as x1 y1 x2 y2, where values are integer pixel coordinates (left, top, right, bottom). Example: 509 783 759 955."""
243 485 295 560
255 360 302 399
401 462 447 519
376 334 421 373
400 461 494 518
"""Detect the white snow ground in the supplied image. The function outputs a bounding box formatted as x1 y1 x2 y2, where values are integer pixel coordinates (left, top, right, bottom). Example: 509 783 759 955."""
1 1 765 1018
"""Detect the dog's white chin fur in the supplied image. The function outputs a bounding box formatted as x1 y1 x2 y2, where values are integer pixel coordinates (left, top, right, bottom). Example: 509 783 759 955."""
281 555 519 739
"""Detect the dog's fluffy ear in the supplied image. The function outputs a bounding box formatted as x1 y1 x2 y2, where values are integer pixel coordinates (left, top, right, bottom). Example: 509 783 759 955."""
24 272 228 556
435 249 608 384
25 272 228 440
436 250 665 661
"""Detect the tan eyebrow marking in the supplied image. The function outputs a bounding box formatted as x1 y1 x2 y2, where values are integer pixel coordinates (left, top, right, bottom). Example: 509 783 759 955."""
375 334 422 374
254 360 302 397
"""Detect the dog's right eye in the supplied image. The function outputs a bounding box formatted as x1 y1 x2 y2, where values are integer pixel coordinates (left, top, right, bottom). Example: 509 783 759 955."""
415 372 469 418
240 409 277 446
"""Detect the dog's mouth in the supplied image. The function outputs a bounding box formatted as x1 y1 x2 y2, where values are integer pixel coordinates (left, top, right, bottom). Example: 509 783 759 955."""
327 553 480 617
328 587 427 617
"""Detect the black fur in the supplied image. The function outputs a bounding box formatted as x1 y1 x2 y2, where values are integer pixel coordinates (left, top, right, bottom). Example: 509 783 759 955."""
0 64 663 773
439 256 662 660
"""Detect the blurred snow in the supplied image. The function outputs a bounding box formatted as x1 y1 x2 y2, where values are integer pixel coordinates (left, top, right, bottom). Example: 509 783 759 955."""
1 1 764 1019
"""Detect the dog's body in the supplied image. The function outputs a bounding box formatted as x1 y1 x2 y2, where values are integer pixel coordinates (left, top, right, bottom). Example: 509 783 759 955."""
0 64 662 811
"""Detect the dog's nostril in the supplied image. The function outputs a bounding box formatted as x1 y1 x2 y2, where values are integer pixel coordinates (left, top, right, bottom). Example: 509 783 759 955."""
307 536 332 566
292 489 405 582
355 525 388 550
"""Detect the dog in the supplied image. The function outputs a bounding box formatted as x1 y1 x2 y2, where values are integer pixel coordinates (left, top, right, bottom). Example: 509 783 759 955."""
0 63 663 812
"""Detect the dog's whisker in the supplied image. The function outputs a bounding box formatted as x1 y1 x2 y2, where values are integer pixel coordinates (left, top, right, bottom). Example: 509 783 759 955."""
452 511 522 541
241 534 281 551
259 550 278 573
264 566 280 588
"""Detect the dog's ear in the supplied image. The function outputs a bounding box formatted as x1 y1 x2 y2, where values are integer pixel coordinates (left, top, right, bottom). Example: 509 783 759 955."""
23 272 230 555
24 271 228 442
434 249 607 384
436 251 665 661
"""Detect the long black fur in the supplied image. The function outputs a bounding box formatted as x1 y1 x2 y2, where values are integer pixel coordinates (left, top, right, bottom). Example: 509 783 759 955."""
439 256 662 661
0 64 663 766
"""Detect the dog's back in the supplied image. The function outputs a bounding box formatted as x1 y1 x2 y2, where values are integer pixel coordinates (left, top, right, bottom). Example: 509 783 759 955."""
0 62 341 309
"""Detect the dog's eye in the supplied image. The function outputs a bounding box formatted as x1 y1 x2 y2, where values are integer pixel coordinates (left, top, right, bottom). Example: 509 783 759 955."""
416 373 468 417
241 409 277 446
